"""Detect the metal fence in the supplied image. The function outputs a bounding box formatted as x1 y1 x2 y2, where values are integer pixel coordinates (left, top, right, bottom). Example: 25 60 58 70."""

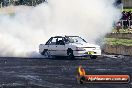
118 20 132 29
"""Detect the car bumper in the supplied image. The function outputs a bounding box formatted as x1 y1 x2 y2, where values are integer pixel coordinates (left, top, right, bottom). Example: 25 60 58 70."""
73 50 101 57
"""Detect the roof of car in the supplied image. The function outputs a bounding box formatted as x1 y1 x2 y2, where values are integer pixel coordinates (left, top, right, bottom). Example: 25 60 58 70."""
66 36 79 37
54 36 64 38
54 36 79 38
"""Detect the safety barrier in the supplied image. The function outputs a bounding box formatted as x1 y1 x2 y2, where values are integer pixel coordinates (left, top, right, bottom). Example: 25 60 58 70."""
103 44 132 56
118 20 132 29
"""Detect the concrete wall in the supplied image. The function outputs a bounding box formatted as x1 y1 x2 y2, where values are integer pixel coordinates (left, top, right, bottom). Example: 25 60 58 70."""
122 0 132 8
103 44 132 55
106 33 132 39
105 33 132 55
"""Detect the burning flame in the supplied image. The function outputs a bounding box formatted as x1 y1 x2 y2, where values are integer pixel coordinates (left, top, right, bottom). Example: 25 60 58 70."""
78 66 86 76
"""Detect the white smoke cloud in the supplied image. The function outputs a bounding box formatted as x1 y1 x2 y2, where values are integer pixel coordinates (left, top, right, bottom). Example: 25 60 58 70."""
0 0 121 57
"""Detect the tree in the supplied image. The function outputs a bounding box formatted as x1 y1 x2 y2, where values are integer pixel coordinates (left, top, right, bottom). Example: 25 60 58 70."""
0 0 45 7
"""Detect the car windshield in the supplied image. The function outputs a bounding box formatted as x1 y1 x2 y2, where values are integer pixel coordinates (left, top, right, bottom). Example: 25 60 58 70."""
67 36 87 43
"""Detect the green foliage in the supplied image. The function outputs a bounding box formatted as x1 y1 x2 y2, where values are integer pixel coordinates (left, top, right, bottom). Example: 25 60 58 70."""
112 29 132 33
123 8 132 12
0 0 45 6
104 38 132 46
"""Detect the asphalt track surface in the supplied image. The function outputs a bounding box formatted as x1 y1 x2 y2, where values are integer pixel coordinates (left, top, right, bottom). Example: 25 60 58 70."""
0 55 132 88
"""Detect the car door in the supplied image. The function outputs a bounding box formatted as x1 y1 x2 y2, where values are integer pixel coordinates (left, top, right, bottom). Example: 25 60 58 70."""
55 38 67 56
46 37 57 56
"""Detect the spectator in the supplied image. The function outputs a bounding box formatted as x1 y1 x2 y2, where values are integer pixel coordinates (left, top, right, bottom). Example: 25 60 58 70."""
121 11 132 31
116 21 121 33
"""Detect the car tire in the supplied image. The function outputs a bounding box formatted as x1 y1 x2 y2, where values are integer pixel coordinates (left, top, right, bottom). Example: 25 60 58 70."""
90 55 97 59
67 48 75 59
41 49 51 58
41 49 46 55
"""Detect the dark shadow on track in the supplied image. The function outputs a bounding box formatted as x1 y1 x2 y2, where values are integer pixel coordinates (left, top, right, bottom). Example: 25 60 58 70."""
0 56 93 61
35 56 92 61
0 55 108 61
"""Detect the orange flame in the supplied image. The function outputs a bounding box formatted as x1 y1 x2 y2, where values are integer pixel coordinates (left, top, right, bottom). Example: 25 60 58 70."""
78 66 86 76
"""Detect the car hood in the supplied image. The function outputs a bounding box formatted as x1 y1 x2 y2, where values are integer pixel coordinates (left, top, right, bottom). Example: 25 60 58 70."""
69 42 100 48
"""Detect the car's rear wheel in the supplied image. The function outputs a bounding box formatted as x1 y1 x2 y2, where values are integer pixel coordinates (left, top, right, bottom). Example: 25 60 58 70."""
67 48 75 59
41 49 51 58
40 49 46 55
90 55 97 59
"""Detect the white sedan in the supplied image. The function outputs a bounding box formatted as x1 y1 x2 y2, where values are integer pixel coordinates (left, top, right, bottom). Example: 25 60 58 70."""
39 36 101 59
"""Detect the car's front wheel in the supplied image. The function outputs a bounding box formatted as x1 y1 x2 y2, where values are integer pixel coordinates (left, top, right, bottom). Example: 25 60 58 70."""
67 48 75 59
90 55 97 59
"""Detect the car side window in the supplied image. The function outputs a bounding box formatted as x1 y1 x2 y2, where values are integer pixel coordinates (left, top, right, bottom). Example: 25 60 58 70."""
45 37 52 45
56 40 65 45
45 38 57 45
49 38 57 45
56 38 65 45
46 37 65 45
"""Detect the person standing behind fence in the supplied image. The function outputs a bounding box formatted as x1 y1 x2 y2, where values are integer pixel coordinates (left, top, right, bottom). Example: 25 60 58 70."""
129 11 132 27
126 11 131 28
128 11 132 33
122 11 128 31
116 22 121 33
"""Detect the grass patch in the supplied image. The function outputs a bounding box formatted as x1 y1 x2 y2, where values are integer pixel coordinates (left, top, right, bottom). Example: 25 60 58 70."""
112 29 132 33
123 8 132 12
105 38 132 46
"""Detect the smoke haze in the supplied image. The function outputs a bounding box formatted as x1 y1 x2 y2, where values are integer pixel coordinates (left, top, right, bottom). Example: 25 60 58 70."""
0 0 121 57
